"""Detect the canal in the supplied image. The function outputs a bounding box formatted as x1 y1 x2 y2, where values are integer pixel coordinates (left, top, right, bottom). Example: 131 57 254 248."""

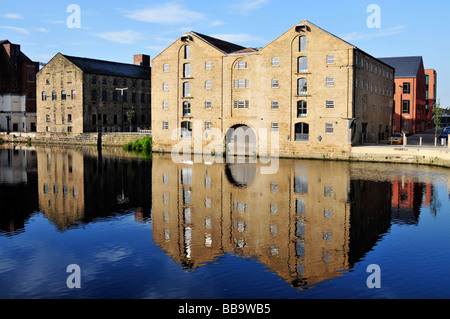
0 145 449 299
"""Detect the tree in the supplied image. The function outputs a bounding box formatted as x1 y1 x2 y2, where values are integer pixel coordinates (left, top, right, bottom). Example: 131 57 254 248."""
432 99 445 145
126 106 136 132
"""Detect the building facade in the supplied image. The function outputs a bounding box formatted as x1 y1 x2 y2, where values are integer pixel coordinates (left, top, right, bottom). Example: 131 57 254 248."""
151 20 394 158
0 40 39 132
379 56 428 134
425 69 437 128
36 53 151 137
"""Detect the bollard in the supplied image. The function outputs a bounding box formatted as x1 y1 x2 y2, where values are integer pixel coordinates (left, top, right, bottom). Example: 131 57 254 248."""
420 137 422 146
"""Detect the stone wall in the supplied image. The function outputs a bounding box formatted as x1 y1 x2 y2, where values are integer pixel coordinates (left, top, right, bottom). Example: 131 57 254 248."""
33 132 151 147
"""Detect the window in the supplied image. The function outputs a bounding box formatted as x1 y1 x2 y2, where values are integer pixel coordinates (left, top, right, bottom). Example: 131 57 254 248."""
183 101 191 117
46 79 50 85
163 64 169 72
403 100 410 114
234 100 249 109
42 91 47 101
326 55 335 64
141 93 145 103
71 90 77 100
325 123 334 133
205 81 211 89
114 115 117 124
235 60 248 69
403 83 410 94
92 114 96 125
205 101 212 109
271 101 279 110
163 83 169 91
297 101 307 118
183 82 191 97
92 76 96 84
298 56 307 73
299 36 306 52
181 121 192 138
184 45 191 59
102 90 107 102
163 101 169 110
122 92 127 102
67 126 72 133
272 57 279 66
271 79 279 88
205 121 212 131
103 77 107 85
68 114 72 122
326 77 335 86
46 115 51 122
234 79 249 88
271 122 279 132
91 90 97 101
295 123 309 141
205 61 212 70
52 91 57 101
112 91 118 102
298 78 307 95
162 121 169 130
183 63 191 78
326 100 335 109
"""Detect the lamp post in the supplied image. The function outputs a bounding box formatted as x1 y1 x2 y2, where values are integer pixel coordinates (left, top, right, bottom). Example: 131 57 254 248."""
116 87 128 132
399 85 403 134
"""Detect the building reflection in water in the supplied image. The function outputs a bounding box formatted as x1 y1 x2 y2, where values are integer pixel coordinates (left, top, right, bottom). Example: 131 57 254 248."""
152 154 355 288
36 147 152 231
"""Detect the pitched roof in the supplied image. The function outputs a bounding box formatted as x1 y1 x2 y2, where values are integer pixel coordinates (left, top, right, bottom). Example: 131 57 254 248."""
62 54 151 79
378 56 423 78
190 32 247 54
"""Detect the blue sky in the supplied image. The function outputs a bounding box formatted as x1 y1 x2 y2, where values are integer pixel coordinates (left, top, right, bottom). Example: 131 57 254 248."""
1 0 449 106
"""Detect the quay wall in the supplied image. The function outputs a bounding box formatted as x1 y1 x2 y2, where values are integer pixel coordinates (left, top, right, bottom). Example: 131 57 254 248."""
31 132 151 147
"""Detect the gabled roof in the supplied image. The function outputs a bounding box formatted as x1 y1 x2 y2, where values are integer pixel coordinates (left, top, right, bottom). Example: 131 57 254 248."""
378 56 423 78
190 32 247 54
62 54 151 79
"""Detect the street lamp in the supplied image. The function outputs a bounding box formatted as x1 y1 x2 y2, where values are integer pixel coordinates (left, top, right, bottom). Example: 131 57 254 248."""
399 85 403 134
116 87 128 132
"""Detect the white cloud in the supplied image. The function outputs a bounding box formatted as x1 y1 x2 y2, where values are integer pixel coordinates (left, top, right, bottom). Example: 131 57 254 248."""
0 26 29 35
210 20 225 27
122 3 205 24
232 0 269 14
36 27 49 33
2 13 23 19
96 30 142 44
340 25 408 42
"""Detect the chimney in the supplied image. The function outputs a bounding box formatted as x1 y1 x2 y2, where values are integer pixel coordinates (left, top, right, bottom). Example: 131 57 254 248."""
134 54 150 67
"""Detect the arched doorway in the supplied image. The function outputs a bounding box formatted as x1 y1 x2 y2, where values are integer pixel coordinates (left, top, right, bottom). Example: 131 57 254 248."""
225 124 256 157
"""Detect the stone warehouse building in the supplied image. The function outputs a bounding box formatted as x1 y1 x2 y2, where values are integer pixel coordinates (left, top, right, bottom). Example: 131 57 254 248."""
151 20 395 158
36 53 151 137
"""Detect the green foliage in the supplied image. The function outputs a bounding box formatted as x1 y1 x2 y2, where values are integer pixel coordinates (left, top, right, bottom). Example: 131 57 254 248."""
432 99 446 138
123 136 152 158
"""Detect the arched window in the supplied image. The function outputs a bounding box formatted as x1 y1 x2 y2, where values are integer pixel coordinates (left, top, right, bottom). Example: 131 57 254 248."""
183 82 191 97
52 91 57 101
297 101 307 118
61 90 67 100
183 101 191 117
181 121 192 138
299 36 306 52
183 63 191 78
42 91 47 101
298 56 307 73
298 78 307 95
295 123 309 141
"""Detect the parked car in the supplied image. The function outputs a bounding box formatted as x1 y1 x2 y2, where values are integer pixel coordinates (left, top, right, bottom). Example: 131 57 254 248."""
440 131 448 139
388 133 403 145
442 126 450 133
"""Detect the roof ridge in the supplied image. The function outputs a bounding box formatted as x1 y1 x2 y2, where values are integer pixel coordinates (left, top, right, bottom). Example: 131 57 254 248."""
190 31 247 54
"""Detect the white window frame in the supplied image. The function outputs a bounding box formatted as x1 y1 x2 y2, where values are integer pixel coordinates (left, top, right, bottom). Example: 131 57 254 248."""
272 79 279 88
272 57 279 67
162 121 169 130
163 101 169 110
271 122 279 132
326 77 335 87
205 101 212 109
326 100 335 109
326 54 335 64
205 61 212 70
205 121 212 131
163 83 169 91
271 101 279 110
205 81 212 90
163 64 169 72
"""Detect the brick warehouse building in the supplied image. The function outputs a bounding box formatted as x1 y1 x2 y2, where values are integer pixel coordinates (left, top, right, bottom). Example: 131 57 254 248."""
36 53 151 137
151 20 395 158
425 69 437 128
379 56 428 134
0 40 39 133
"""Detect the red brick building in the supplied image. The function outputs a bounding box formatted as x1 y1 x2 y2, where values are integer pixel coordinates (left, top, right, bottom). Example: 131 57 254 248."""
425 69 437 128
0 40 39 132
379 56 427 134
